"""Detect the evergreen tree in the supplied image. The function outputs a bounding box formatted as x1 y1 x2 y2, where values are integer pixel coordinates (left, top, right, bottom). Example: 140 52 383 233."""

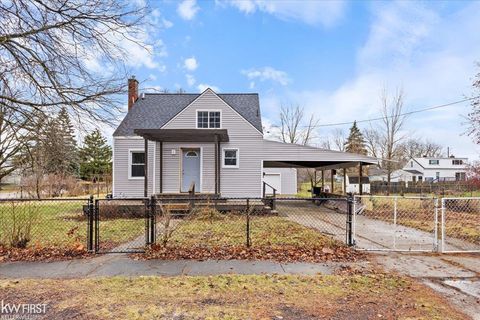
344 121 367 155
40 108 78 176
78 129 112 181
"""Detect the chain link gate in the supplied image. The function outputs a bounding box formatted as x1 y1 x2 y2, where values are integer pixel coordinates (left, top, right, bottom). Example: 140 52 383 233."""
93 198 150 253
353 195 439 252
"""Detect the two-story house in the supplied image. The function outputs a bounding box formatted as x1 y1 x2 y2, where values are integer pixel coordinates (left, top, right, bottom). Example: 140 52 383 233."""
112 78 377 198
403 156 468 182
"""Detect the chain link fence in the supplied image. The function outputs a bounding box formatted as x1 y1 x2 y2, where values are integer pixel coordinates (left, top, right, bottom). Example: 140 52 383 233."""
149 197 352 254
1 195 477 257
0 198 89 251
441 197 480 253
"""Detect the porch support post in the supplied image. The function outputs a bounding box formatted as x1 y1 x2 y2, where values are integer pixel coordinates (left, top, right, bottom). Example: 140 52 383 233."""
359 162 363 195
214 134 219 195
144 138 148 197
217 137 221 194
159 141 163 193
330 169 335 194
343 168 347 194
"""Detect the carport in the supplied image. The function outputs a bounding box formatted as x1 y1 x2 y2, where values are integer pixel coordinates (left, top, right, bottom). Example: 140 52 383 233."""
261 140 378 195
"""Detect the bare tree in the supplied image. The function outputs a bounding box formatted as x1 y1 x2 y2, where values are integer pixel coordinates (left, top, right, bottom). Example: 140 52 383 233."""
379 88 407 186
468 62 480 143
331 128 346 151
400 139 443 160
363 127 382 158
279 105 319 145
0 0 148 127
277 105 320 189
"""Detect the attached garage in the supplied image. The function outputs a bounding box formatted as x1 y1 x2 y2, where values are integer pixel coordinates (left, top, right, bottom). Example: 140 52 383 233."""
262 167 297 195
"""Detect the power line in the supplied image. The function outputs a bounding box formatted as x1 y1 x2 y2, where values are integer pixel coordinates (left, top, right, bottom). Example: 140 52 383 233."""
273 95 479 129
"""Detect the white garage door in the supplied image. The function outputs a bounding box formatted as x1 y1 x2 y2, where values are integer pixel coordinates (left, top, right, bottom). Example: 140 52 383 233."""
263 173 281 194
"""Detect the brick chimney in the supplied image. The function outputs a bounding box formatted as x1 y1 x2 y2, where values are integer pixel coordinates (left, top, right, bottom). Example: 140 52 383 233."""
128 76 139 111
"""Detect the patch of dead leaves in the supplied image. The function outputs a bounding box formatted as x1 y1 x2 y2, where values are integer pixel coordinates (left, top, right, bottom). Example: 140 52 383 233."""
0 243 90 262
137 244 364 263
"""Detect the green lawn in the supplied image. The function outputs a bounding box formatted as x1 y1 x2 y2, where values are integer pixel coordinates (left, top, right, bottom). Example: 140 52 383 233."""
0 200 144 250
0 274 466 319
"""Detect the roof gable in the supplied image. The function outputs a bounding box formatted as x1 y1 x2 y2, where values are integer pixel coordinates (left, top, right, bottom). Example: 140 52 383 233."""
113 89 262 136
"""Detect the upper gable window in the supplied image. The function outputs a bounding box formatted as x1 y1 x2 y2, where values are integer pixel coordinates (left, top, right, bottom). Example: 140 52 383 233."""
452 159 463 165
429 160 439 165
197 111 221 129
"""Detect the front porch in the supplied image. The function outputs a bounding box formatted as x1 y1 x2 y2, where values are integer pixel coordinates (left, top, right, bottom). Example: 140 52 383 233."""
134 128 229 197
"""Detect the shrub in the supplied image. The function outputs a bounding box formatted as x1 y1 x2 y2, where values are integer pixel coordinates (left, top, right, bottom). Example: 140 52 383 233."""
1 202 39 248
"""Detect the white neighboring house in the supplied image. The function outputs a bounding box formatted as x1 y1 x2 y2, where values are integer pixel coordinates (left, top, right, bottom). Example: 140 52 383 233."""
346 176 371 194
403 156 468 182
389 169 418 183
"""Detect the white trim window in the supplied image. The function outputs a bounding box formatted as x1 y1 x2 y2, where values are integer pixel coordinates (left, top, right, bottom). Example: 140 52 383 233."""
129 150 145 179
222 148 239 168
197 110 221 128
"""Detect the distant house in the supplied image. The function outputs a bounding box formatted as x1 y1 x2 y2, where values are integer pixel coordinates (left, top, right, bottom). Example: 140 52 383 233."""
403 156 468 182
346 176 371 194
111 78 377 198
368 167 388 182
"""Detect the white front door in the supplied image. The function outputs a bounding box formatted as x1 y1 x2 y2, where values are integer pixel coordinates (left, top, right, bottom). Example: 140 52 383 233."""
181 149 201 192
263 173 281 194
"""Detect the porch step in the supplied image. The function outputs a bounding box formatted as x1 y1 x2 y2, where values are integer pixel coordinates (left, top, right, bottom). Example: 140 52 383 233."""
155 193 220 200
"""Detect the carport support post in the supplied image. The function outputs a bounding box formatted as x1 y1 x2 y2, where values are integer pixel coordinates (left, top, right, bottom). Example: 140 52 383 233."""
321 170 325 192
144 138 148 197
358 162 363 195
343 168 347 194
330 169 335 194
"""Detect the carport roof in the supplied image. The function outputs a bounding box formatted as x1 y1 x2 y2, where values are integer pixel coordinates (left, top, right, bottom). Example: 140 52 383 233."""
261 139 378 169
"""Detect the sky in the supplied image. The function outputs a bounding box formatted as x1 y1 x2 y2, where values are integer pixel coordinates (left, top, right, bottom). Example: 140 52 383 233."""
110 0 480 160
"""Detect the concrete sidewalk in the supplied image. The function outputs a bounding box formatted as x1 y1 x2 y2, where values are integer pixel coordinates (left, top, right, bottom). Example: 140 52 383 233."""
0 255 364 279
372 253 480 320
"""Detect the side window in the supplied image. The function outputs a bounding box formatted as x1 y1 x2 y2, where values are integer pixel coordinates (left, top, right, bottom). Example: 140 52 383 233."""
223 148 239 168
130 151 145 178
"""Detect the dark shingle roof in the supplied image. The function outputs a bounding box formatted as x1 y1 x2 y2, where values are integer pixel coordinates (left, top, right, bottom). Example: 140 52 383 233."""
113 92 262 136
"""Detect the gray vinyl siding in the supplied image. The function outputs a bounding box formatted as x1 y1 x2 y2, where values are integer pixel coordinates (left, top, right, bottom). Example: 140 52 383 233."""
162 90 264 197
113 137 154 198
263 168 297 195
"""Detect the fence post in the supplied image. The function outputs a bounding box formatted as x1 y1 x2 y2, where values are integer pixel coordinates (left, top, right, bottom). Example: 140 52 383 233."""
393 196 397 250
150 195 156 245
434 198 439 252
87 195 94 252
246 198 251 248
441 198 445 253
94 199 99 253
346 195 354 246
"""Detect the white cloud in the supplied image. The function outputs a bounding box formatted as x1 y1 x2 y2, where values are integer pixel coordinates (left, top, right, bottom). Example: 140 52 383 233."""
197 83 220 92
186 74 196 87
261 2 480 159
184 57 199 71
178 0 200 20
223 0 346 27
242 67 291 86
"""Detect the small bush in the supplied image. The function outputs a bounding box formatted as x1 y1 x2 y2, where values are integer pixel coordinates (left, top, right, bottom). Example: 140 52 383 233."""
1 202 39 248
